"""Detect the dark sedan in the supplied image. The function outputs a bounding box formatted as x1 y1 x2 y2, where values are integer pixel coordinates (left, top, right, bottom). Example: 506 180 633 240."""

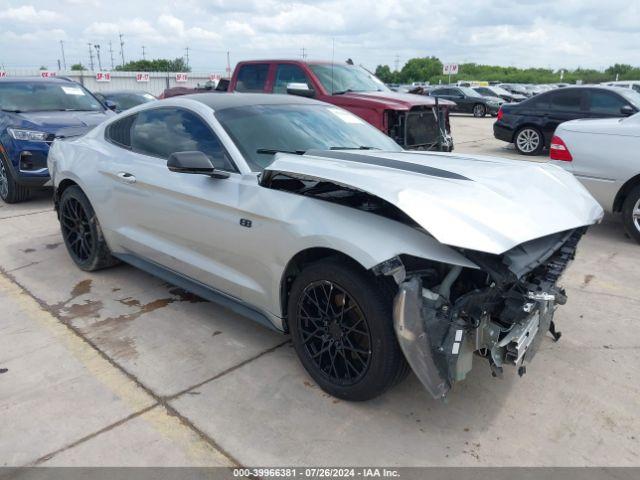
429 86 503 117
474 85 526 103
493 86 640 155
93 90 156 113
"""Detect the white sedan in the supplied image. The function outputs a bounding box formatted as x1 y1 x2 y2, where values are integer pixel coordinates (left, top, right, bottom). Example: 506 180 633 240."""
550 113 640 243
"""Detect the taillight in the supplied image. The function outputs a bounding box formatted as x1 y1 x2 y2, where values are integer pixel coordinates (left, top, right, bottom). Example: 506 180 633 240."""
550 135 573 161
496 107 504 121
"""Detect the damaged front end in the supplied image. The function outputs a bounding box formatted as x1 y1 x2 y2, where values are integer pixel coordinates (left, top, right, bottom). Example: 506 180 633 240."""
388 228 584 399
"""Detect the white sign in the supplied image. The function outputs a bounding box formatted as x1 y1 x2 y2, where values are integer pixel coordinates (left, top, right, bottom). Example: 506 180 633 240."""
95 72 111 82
176 73 188 83
40 71 56 78
136 72 150 83
443 63 459 75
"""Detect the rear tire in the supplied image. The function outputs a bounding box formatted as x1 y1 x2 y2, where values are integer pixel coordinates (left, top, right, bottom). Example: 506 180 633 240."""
59 185 120 271
514 126 544 155
0 156 32 203
473 104 487 117
288 258 408 401
622 185 640 244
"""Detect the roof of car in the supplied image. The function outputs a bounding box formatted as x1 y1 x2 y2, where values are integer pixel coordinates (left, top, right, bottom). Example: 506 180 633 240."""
0 76 75 84
98 90 153 95
184 92 327 111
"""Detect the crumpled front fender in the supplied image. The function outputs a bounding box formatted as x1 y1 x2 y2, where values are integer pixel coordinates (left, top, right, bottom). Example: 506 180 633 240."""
393 277 451 399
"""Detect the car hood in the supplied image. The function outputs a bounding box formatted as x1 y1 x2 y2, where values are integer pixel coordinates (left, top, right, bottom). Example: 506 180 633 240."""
9 110 113 137
333 91 456 110
264 150 603 254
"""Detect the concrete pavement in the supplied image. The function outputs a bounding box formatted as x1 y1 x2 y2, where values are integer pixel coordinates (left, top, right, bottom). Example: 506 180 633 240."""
0 116 638 467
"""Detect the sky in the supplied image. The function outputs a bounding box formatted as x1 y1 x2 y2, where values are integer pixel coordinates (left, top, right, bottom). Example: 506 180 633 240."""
1 0 639 73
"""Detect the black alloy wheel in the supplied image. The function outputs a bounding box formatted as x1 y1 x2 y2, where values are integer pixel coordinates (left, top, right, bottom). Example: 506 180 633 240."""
60 196 94 263
58 186 119 271
288 259 409 401
296 280 371 385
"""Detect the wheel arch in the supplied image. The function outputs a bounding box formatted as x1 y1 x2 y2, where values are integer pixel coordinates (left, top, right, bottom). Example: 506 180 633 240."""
279 247 373 331
54 178 81 214
613 174 640 213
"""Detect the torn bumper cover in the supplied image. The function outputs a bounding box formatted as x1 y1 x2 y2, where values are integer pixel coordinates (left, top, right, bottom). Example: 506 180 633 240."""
392 228 582 399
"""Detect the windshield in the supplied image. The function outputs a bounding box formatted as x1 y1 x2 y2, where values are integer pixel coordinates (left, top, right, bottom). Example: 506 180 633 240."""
215 104 402 171
106 92 155 111
490 86 511 96
0 82 104 112
618 88 640 107
459 87 482 97
308 64 389 94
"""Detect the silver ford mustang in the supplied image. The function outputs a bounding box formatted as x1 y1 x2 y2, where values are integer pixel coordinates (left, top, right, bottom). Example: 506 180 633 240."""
48 94 603 401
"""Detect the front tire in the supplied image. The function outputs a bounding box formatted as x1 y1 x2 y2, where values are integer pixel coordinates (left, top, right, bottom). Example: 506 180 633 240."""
514 126 544 155
59 186 119 271
473 104 487 117
0 156 32 204
288 259 408 401
622 185 640 244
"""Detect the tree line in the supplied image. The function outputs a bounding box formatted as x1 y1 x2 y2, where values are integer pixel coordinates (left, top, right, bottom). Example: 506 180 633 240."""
374 58 640 85
68 58 191 72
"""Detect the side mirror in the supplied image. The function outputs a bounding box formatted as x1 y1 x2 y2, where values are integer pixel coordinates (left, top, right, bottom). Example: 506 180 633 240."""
620 105 635 116
286 82 315 98
167 151 230 179
104 99 117 111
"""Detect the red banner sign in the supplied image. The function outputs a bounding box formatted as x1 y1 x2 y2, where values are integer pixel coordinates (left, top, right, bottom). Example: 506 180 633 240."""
96 72 111 82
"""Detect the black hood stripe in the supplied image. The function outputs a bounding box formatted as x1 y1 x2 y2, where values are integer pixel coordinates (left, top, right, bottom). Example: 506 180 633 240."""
304 150 471 181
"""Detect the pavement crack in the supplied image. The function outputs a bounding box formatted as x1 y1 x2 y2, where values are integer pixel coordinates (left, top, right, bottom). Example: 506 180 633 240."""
28 405 158 466
165 340 291 402
0 209 52 220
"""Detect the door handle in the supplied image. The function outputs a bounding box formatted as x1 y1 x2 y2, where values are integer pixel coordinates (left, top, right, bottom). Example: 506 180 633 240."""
116 172 136 184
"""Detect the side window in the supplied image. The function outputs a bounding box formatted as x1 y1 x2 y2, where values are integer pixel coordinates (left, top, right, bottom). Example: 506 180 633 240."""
273 64 310 94
550 90 584 112
526 92 550 110
588 91 628 114
106 114 136 148
131 108 235 171
235 64 269 93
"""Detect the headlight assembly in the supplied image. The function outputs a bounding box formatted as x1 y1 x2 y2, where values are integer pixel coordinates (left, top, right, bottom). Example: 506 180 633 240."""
8 128 48 142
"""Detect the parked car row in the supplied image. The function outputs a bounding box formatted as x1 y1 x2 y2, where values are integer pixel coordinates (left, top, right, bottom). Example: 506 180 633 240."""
493 85 640 154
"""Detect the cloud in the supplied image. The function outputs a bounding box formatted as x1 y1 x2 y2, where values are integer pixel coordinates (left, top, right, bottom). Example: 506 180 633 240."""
1 0 639 71
0 5 61 23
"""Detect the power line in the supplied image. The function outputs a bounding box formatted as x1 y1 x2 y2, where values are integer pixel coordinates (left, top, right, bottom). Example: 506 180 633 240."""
119 33 125 67
109 41 115 69
94 44 102 71
87 43 94 71
59 40 67 70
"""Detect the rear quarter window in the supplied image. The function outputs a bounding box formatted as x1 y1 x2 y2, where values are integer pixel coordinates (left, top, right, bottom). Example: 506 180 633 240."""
105 114 136 148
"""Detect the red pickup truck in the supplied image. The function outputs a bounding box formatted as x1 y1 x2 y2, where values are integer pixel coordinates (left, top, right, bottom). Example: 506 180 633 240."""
162 60 454 150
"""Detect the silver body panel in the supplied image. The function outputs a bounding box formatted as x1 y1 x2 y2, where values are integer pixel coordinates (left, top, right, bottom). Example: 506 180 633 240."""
551 114 640 213
48 95 602 336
